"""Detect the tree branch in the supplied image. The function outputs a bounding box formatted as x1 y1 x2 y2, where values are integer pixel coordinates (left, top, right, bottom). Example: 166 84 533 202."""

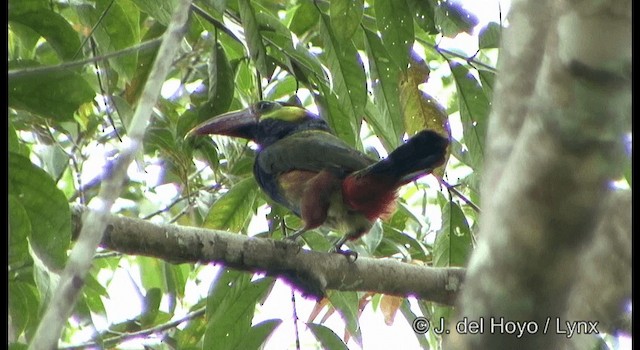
71 206 465 306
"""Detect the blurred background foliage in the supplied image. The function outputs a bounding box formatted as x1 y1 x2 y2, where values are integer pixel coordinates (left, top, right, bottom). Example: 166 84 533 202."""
8 0 503 348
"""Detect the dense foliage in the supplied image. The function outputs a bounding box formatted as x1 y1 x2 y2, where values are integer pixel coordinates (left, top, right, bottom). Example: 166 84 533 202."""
9 0 502 348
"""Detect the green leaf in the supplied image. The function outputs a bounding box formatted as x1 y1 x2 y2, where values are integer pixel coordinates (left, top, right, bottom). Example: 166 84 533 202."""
236 319 283 349
144 127 177 157
307 323 349 350
289 0 319 36
434 0 479 38
235 58 259 103
478 22 502 49
9 9 81 61
433 195 472 267
267 38 328 86
374 0 414 70
8 281 40 341
83 273 109 316
477 68 496 102
238 0 270 77
327 291 362 347
406 0 437 35
40 144 70 181
317 12 367 147
130 0 177 25
204 177 259 232
360 221 383 256
330 0 364 43
8 21 40 60
9 153 70 269
123 21 164 104
9 122 29 157
363 29 404 150
75 0 140 80
378 224 430 260
9 195 31 266
204 270 274 350
208 43 234 116
8 0 49 15
200 42 235 122
313 83 359 149
9 60 95 121
140 288 163 326
449 62 490 171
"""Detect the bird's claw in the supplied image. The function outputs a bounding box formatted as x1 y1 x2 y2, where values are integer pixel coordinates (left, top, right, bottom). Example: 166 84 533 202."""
338 249 358 262
329 244 358 262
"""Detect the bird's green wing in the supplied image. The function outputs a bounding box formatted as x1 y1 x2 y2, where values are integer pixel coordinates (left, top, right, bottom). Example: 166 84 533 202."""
256 130 375 177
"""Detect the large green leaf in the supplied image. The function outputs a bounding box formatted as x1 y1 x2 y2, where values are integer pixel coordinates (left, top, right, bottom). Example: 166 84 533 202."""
8 123 29 157
9 195 31 266
8 281 40 341
449 62 490 171
9 8 81 61
317 12 367 147
363 29 404 150
236 319 283 349
204 269 274 350
130 0 177 25
123 21 164 104
197 42 235 123
9 60 95 121
204 177 259 232
9 153 70 269
327 291 362 347
477 68 496 102
478 22 502 49
238 0 270 77
406 0 437 35
289 0 319 36
374 0 414 70
433 0 478 38
75 0 140 80
330 0 364 44
433 194 473 267
307 322 349 350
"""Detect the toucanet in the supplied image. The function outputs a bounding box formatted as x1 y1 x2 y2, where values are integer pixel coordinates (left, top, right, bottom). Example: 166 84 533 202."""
186 101 449 253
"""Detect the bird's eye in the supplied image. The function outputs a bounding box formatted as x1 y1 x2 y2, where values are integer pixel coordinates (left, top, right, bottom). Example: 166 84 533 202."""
255 101 275 113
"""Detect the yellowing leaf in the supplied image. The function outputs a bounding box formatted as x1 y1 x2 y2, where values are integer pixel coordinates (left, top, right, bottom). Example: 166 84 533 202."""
380 294 403 326
399 55 451 176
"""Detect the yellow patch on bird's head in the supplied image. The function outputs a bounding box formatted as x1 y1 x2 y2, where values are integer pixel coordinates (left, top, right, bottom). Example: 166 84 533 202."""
252 101 308 123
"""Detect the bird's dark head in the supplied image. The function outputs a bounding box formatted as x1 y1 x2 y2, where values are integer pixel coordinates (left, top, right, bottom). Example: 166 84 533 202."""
186 101 330 146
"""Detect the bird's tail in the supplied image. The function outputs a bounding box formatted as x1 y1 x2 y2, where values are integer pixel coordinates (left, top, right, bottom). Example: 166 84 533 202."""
342 130 449 220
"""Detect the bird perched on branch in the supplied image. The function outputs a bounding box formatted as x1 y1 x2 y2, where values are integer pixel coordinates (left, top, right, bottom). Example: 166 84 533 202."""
186 101 449 255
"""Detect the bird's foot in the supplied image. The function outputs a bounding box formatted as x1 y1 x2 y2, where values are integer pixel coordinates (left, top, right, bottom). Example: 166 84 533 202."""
330 236 358 262
334 248 358 262
285 228 306 241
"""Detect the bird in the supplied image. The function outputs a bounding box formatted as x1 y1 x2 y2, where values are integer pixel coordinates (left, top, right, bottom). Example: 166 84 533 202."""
186 100 449 255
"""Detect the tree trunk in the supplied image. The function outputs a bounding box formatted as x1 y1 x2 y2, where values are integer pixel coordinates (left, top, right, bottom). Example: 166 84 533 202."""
447 0 631 348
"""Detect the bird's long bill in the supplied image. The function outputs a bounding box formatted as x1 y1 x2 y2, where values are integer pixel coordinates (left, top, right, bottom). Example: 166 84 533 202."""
185 108 258 139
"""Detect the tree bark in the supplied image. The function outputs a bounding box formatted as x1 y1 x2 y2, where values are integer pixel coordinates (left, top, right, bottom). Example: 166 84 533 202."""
71 206 465 306
447 0 631 349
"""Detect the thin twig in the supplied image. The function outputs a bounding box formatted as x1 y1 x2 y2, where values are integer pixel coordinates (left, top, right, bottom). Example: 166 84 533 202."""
438 177 481 213
59 307 206 350
8 38 162 79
